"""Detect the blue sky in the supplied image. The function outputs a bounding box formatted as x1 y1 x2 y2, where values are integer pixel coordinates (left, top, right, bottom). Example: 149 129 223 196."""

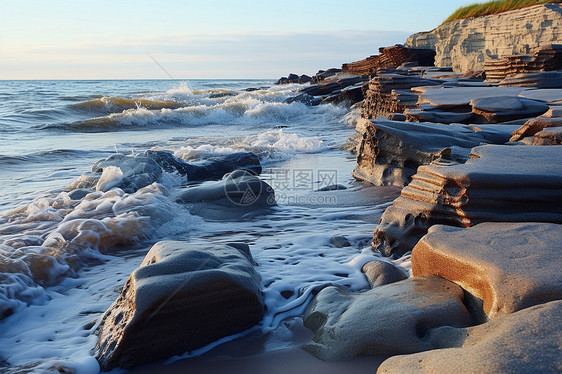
0 0 474 79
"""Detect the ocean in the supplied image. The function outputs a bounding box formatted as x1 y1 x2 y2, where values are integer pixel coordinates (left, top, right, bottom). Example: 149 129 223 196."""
0 79 406 373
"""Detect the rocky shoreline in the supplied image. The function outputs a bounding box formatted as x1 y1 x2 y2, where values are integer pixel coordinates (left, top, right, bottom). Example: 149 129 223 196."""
90 3 562 372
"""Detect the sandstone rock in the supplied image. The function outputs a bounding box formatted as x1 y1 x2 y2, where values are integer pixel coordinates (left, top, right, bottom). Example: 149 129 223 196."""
175 170 276 217
405 4 562 72
499 71 562 88
94 241 264 370
361 260 407 287
352 120 519 187
470 96 549 122
377 301 562 374
412 223 562 319
302 276 472 361
518 87 562 103
342 45 435 76
416 86 526 108
373 145 562 257
404 108 474 124
509 116 562 141
534 126 562 145
362 74 442 119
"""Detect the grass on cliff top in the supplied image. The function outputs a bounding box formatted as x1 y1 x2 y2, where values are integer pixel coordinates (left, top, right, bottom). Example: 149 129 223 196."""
443 0 559 24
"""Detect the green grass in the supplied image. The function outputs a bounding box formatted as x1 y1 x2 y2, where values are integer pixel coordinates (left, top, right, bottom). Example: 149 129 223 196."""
443 0 559 24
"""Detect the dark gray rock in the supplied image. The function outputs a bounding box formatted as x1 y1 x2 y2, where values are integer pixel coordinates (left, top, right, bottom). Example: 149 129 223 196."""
94 241 264 370
471 96 549 123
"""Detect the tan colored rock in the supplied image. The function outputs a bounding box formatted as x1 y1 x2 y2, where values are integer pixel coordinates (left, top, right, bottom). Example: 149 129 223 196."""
412 223 562 319
377 301 562 374
361 260 407 287
302 276 472 361
352 120 518 187
94 241 264 370
534 126 562 145
373 145 562 257
405 4 562 72
510 116 562 141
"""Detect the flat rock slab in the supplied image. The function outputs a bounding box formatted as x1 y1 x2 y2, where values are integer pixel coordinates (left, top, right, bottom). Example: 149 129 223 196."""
377 301 562 374
416 86 526 108
500 71 562 88
373 145 562 257
534 126 562 145
302 276 472 361
519 88 562 103
94 241 264 370
412 223 562 319
352 120 519 187
471 96 549 122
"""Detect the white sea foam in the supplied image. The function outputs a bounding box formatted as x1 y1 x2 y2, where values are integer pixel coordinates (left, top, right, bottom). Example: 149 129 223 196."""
173 130 326 162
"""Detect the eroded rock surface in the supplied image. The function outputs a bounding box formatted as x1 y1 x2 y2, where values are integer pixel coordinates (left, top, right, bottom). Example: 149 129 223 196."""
373 145 562 257
405 4 562 72
352 120 519 187
303 276 471 361
361 260 407 287
412 223 562 319
509 116 562 141
94 241 264 370
378 301 562 374
470 96 549 122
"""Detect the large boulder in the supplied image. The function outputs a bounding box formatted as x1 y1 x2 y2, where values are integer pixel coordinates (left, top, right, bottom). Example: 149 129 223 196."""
378 301 562 374
373 145 562 257
94 241 264 370
412 223 562 319
302 276 472 361
352 120 519 187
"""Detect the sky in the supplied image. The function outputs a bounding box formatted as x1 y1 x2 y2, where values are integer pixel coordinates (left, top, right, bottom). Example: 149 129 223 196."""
0 0 475 79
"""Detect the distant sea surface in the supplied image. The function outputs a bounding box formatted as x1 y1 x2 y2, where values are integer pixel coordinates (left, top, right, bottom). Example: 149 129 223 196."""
0 79 404 373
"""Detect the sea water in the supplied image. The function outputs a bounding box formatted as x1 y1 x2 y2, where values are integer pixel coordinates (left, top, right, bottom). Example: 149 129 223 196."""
0 79 406 373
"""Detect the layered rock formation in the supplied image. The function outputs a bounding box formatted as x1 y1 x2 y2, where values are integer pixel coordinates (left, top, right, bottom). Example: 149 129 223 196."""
373 145 562 257
352 120 519 187
342 45 435 76
406 4 562 72
94 241 264 370
412 223 562 319
303 276 472 361
378 301 562 374
485 44 562 82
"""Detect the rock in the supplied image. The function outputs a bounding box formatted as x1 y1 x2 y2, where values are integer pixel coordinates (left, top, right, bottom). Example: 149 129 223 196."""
146 150 261 181
352 120 520 187
412 223 562 319
302 276 472 361
94 241 264 370
471 96 549 122
299 74 312 84
342 45 435 76
405 4 562 72
404 109 474 124
499 71 562 88
518 88 562 103
329 235 351 248
362 74 442 119
361 260 407 287
377 301 562 374
284 93 322 106
534 126 562 145
373 145 562 257
175 170 276 217
317 184 347 192
509 116 562 141
416 86 526 109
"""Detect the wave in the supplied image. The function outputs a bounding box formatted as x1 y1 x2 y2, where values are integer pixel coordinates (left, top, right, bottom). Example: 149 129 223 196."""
70 96 182 113
173 130 326 162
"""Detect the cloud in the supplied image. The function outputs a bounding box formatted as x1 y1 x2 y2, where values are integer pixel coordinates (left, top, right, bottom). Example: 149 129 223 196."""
0 30 411 79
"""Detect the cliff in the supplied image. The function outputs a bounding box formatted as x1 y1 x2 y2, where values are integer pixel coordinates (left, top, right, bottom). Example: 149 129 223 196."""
405 4 562 72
